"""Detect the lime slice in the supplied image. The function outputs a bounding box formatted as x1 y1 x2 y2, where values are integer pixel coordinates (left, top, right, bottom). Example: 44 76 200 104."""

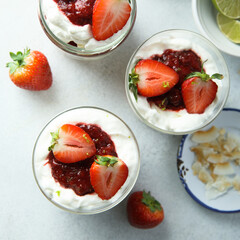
217 13 240 43
212 0 240 19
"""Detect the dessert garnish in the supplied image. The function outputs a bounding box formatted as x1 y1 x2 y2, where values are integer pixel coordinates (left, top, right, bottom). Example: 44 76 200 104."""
90 155 128 200
48 150 95 196
6 48 52 91
53 0 131 42
191 126 240 200
127 191 164 229
47 123 129 199
92 0 131 40
182 62 223 114
53 0 96 26
129 51 223 114
128 59 179 101
48 124 96 163
151 49 202 86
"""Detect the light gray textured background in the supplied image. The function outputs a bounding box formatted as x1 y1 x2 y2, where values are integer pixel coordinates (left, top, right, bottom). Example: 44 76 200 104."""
1 0 240 239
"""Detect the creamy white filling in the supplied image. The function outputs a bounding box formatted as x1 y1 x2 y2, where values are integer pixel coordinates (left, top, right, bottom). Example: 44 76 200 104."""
128 34 223 133
33 108 139 211
43 0 131 50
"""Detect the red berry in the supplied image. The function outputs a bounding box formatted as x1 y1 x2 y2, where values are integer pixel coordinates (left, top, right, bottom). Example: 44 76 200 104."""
127 191 164 229
182 76 218 114
129 59 179 99
49 124 96 163
181 61 223 114
6 48 52 91
90 155 128 200
92 0 131 41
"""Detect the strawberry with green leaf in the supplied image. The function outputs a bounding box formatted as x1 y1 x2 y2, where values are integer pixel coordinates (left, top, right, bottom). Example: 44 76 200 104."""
49 124 96 164
127 191 164 229
6 48 52 91
129 59 179 100
182 62 223 114
90 155 128 200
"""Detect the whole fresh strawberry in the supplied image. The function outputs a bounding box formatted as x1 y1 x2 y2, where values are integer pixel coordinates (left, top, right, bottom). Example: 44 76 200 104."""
90 155 128 200
127 191 164 229
129 59 179 100
6 48 52 91
48 124 96 163
92 0 131 41
182 65 223 114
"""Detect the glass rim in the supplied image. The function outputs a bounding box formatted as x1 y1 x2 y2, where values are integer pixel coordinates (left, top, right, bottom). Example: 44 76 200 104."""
125 29 230 135
38 0 137 57
32 106 140 214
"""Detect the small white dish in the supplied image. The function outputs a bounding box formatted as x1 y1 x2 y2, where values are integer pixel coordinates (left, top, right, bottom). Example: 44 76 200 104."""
177 108 240 213
192 0 240 57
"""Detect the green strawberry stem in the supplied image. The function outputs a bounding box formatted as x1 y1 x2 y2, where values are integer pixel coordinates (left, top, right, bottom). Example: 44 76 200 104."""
95 155 118 167
185 59 223 82
129 67 139 101
48 130 59 151
6 48 31 74
141 191 162 213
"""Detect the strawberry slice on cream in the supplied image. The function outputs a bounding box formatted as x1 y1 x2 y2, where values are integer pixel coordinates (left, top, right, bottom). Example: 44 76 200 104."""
49 124 96 163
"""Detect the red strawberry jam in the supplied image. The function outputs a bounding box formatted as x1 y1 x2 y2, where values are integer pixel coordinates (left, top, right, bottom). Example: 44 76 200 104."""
47 123 117 196
54 0 96 26
148 49 202 111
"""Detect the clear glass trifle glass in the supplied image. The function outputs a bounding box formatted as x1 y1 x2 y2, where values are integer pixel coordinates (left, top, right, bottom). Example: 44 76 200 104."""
32 106 140 214
38 0 137 59
125 29 229 135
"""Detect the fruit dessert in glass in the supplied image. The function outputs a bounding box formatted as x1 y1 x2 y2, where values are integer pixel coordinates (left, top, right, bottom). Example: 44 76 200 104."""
125 29 229 135
32 107 140 214
38 0 136 58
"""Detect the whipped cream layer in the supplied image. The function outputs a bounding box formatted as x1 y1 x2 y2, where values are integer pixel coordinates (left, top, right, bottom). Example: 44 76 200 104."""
128 33 223 133
42 0 131 50
33 108 139 211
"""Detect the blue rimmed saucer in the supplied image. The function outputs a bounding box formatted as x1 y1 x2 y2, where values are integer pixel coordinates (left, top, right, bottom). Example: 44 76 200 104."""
177 108 240 213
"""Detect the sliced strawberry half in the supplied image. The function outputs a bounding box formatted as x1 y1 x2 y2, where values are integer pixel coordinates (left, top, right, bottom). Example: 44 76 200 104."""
92 0 131 41
48 124 96 163
182 69 223 114
129 59 179 100
90 155 128 200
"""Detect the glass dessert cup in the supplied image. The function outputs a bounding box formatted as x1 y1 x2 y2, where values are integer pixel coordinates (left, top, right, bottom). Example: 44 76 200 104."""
32 106 140 214
125 29 229 135
38 0 136 59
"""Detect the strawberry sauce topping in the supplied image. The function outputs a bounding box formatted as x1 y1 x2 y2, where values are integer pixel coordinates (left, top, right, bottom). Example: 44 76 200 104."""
148 49 202 111
47 123 117 196
54 0 96 26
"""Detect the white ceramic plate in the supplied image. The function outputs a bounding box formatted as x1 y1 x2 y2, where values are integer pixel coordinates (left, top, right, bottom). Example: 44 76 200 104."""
177 108 240 213
192 0 240 57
